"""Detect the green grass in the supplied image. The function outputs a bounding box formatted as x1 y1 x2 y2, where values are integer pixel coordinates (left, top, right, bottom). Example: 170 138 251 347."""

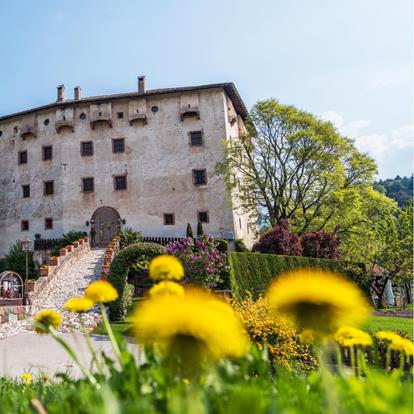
362 315 413 337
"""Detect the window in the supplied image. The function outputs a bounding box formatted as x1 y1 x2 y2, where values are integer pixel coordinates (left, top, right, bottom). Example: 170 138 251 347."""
163 213 175 225
44 119 50 126
112 138 125 153
190 131 203 146
82 177 94 192
239 217 242 229
198 211 209 223
21 220 29 231
22 185 30 198
80 112 87 120
114 175 127 191
44 180 54 196
192 169 207 186
42 145 53 161
151 106 159 113
13 126 18 134
18 150 27 165
117 112 124 119
81 141 93 156
44 218 53 230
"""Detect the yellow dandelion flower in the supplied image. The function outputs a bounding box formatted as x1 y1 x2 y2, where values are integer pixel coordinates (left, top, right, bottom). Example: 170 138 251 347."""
21 372 32 384
34 309 61 334
42 374 49 382
133 289 249 360
149 281 184 298
64 297 94 313
376 331 414 355
334 326 372 347
299 329 316 345
148 255 184 281
84 280 118 304
266 269 371 335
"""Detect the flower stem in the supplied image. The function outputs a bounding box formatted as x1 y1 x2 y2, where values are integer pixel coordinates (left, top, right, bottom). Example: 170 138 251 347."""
100 303 122 364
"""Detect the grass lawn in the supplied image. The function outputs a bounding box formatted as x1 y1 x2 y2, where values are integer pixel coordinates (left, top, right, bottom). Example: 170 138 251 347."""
362 315 413 337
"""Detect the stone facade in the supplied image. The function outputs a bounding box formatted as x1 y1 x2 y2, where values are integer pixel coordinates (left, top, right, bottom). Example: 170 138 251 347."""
0 78 255 256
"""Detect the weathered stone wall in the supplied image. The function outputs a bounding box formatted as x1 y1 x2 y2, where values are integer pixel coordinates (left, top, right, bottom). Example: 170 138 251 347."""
0 305 30 324
0 86 255 255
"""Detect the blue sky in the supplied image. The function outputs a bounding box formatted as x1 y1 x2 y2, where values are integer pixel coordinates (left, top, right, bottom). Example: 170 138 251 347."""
0 0 412 178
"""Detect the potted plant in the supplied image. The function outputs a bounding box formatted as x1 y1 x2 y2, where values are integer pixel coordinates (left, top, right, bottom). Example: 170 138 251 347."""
73 241 79 248
26 279 36 292
50 256 59 266
66 245 74 253
59 247 67 256
40 265 50 277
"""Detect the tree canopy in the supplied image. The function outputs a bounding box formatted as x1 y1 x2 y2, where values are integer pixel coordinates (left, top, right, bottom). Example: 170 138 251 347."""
374 175 413 207
218 99 393 239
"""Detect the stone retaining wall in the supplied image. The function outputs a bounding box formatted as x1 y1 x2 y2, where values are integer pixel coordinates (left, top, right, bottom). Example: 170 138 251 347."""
0 305 31 324
29 238 91 313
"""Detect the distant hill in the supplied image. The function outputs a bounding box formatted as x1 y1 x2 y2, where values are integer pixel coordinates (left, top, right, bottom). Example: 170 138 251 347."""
374 175 413 207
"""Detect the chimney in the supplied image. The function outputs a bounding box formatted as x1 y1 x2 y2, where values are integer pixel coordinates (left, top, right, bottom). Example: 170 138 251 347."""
138 75 146 94
57 84 65 102
74 86 81 100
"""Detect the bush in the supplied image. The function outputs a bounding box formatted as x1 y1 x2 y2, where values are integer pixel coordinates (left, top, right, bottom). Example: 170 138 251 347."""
166 236 228 288
215 239 229 253
301 231 341 259
119 228 143 249
252 220 302 256
229 252 370 301
232 296 317 371
108 242 166 320
50 231 85 256
235 239 249 252
186 223 194 238
197 221 204 236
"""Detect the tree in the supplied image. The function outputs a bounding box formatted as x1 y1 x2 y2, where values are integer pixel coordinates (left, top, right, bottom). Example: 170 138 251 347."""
344 202 413 308
301 231 340 259
4 241 35 279
374 175 413 207
186 223 194 238
218 99 380 235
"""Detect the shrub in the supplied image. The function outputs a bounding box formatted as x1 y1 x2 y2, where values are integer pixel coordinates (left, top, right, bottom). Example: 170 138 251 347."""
235 239 249 252
197 221 204 236
301 231 341 259
50 231 85 256
119 228 143 249
232 296 317 371
229 252 370 301
252 220 302 256
215 239 229 253
108 242 166 320
186 223 194 238
166 236 228 288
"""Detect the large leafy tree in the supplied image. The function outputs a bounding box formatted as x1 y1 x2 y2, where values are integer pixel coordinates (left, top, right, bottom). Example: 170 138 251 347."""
218 99 390 236
344 202 413 308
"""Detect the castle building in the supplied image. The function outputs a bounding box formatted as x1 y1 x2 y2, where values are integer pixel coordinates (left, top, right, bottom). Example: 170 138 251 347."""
0 77 254 255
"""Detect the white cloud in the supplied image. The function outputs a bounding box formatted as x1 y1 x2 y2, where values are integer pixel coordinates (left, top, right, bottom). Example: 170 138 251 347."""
321 110 413 178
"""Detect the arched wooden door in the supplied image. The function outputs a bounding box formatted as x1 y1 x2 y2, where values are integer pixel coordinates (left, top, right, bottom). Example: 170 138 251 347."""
91 207 121 246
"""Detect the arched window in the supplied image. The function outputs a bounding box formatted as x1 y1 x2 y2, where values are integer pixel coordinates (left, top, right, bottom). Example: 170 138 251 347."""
0 271 23 300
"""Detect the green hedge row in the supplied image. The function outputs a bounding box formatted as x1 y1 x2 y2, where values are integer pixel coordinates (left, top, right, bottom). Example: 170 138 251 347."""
108 242 166 321
229 252 370 301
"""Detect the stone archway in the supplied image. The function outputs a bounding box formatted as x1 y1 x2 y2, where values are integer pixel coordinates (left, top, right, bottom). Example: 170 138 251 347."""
91 206 121 246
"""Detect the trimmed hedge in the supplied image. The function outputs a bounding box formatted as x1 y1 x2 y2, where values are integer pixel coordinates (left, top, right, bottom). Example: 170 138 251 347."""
229 252 370 301
108 242 166 320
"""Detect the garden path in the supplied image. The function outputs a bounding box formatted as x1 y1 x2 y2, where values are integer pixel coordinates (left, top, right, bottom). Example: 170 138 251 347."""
0 248 105 340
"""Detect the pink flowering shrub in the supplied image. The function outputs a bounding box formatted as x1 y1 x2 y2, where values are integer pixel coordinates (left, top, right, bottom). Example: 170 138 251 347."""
166 236 228 288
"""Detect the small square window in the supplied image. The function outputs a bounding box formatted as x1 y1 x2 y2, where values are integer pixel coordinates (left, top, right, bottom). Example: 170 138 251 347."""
192 169 207 186
18 150 27 165
190 131 203 146
81 141 94 156
13 126 18 134
42 145 53 161
44 180 54 196
44 218 53 230
164 213 175 225
117 112 124 119
198 211 209 223
21 220 29 231
22 185 30 198
114 175 127 191
112 138 125 153
82 177 94 192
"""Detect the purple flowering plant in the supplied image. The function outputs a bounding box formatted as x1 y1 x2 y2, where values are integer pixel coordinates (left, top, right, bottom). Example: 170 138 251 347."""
166 236 228 288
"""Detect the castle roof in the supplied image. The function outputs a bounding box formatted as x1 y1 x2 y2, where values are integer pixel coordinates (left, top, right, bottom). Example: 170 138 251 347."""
0 82 248 122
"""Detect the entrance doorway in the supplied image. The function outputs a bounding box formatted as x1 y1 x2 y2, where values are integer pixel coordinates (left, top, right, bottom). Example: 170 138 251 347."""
91 207 121 246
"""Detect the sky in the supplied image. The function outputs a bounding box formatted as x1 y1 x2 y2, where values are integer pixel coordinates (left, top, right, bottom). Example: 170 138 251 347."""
0 0 412 179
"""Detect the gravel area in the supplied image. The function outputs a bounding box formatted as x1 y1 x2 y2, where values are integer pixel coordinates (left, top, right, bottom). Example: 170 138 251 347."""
0 248 105 340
